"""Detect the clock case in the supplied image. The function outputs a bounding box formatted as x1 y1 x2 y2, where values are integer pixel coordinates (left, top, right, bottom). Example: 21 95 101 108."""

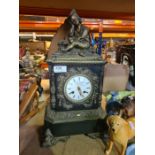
42 49 105 147
48 50 104 111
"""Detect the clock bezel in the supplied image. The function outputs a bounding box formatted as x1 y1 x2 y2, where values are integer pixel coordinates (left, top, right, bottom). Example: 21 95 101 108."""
64 74 93 104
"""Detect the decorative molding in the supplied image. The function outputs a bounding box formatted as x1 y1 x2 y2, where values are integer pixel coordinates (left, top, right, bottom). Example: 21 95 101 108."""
45 103 105 123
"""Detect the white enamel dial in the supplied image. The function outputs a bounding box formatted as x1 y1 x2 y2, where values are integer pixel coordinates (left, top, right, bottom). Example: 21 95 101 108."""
64 75 92 103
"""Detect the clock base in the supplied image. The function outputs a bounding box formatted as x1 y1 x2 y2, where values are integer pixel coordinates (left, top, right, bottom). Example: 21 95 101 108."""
45 119 102 136
42 119 105 147
42 104 106 147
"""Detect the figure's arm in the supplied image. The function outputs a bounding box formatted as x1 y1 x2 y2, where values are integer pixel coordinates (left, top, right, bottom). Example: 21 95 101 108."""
78 27 90 42
81 28 89 38
68 25 74 43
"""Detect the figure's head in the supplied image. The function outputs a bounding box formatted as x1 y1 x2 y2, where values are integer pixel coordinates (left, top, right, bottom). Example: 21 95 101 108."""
69 9 82 26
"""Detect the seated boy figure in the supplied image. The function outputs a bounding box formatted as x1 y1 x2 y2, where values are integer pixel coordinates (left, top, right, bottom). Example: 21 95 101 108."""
60 9 90 52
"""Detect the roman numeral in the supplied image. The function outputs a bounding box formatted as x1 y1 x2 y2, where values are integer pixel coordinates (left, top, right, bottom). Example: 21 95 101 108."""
69 91 74 94
83 91 88 94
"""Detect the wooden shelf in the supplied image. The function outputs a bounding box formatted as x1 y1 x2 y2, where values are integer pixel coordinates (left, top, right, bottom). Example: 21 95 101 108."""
19 6 134 20
19 20 135 33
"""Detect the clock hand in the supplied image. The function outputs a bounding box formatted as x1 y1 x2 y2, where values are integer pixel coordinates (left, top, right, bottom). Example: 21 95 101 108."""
77 86 84 97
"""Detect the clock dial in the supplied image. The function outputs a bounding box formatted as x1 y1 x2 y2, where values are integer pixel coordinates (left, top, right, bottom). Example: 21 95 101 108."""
64 75 92 103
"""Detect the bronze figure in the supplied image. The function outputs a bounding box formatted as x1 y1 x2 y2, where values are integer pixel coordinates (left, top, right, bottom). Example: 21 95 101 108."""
59 9 90 52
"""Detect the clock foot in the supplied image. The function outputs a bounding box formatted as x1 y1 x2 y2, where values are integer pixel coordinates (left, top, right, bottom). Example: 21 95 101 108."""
42 128 70 147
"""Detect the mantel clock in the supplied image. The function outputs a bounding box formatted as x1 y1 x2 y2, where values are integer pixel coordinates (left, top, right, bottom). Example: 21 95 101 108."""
43 9 105 147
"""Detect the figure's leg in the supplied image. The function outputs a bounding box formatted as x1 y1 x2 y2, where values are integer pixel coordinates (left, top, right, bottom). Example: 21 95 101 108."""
62 43 75 51
62 41 90 51
105 140 113 155
76 42 90 49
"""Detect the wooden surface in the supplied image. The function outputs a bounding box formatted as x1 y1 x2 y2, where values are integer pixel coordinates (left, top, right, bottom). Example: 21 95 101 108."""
20 108 39 125
19 0 134 20
20 125 123 155
19 83 38 118
20 126 53 155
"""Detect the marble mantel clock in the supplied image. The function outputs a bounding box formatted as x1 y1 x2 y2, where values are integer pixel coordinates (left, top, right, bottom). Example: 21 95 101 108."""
42 9 105 147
